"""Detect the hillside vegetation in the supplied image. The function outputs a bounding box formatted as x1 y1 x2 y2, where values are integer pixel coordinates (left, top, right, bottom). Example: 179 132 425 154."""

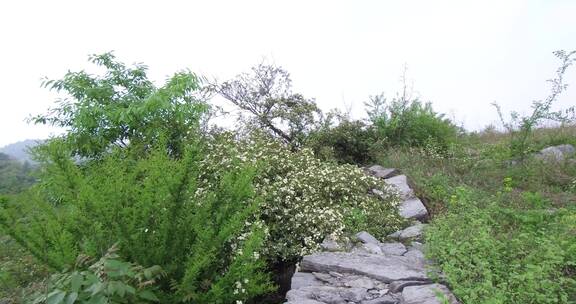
1 51 575 304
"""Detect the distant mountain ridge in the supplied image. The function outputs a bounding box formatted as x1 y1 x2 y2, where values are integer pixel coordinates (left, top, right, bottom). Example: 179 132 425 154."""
0 139 43 163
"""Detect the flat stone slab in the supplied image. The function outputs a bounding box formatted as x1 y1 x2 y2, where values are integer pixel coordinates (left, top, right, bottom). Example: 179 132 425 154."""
301 252 430 283
399 198 428 220
366 165 400 179
361 295 399 304
384 175 415 200
291 272 324 289
286 286 369 303
379 242 408 256
402 284 460 304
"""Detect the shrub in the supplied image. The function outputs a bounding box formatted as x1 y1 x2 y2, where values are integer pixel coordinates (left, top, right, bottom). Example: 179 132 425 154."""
0 139 274 303
199 134 404 261
369 96 459 152
305 120 378 165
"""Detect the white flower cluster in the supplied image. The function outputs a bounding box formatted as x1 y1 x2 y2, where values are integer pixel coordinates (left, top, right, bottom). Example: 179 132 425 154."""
199 134 403 261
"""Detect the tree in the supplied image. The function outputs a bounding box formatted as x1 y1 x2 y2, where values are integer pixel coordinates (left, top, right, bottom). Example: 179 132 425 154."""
216 62 320 148
31 52 208 158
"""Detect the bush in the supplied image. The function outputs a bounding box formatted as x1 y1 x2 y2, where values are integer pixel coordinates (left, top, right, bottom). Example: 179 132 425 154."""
426 198 576 303
199 134 404 261
0 139 274 303
371 98 459 152
305 120 378 165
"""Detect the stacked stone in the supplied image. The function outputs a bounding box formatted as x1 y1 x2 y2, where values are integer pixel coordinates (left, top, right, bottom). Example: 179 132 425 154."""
284 166 459 304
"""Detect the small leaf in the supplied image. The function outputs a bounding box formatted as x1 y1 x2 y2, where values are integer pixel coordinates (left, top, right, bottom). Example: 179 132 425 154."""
65 292 78 304
70 272 83 292
138 290 159 302
46 290 66 304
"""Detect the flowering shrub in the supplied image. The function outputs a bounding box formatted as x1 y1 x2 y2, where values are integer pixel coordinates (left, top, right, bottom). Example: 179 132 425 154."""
199 134 404 261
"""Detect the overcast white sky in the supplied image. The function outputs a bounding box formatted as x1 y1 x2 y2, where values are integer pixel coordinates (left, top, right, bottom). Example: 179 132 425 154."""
1 0 575 147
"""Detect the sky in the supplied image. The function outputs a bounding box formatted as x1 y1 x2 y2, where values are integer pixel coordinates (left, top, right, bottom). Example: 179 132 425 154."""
1 0 575 147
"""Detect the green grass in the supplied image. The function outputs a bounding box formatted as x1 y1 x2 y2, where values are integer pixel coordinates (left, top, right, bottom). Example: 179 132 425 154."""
376 128 576 303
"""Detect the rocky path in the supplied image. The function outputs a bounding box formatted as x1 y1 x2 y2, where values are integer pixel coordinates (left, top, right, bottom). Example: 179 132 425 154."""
284 166 459 304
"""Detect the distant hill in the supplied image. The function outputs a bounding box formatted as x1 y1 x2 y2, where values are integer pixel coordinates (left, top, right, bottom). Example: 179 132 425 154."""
0 139 43 163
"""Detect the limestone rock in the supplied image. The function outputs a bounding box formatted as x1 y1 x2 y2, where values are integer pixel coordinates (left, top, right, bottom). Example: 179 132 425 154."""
362 295 399 304
536 144 575 162
399 198 428 220
397 223 427 241
362 243 385 255
379 242 408 256
384 175 415 200
356 231 381 245
321 235 345 252
404 248 426 266
291 272 324 289
367 165 400 179
389 280 430 293
286 286 368 303
401 284 459 304
301 252 430 283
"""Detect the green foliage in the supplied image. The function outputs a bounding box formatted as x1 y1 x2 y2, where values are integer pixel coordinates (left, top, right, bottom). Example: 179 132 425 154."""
368 95 459 152
32 244 164 304
0 139 273 303
200 134 404 261
1 232 49 302
217 62 321 148
305 120 378 165
376 128 576 304
426 196 575 303
0 153 36 194
493 50 576 160
31 52 207 158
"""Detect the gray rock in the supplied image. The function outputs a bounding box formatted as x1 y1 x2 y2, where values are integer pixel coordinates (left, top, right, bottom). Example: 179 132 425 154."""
403 248 426 266
399 198 428 220
402 284 459 304
286 286 369 303
389 280 431 293
346 277 376 289
312 272 388 290
301 252 430 283
409 241 424 251
379 242 408 256
384 175 415 200
321 236 345 252
398 223 427 241
362 295 399 304
388 230 402 239
367 165 400 179
536 144 575 162
284 300 324 304
362 243 385 255
291 272 324 289
357 231 381 244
